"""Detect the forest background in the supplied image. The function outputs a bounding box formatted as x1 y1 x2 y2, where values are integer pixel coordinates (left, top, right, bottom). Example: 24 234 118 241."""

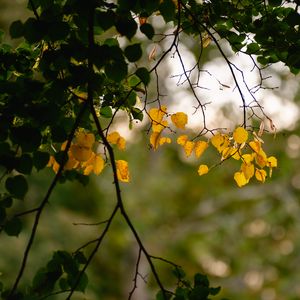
0 1 300 300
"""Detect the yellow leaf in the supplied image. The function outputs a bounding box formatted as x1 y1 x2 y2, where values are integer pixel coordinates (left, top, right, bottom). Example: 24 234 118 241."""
202 35 211 48
76 132 95 148
242 153 254 164
198 164 209 176
194 141 208 158
171 112 188 129
71 144 93 162
177 135 189 146
93 155 105 175
249 140 261 153
233 127 248 144
221 147 234 160
107 131 126 150
255 169 267 183
150 132 171 150
210 133 230 153
149 106 168 132
255 149 268 168
150 132 160 150
83 164 94 175
234 171 248 187
107 131 120 144
116 160 130 182
159 136 171 146
267 156 277 168
152 120 168 133
241 162 255 180
184 141 195 157
64 154 79 170
231 148 242 160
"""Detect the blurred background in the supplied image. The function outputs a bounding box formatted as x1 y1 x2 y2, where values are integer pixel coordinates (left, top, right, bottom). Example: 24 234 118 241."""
1 1 300 300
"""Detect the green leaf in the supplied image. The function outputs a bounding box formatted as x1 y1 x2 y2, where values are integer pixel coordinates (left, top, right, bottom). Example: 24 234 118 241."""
33 151 50 171
23 17 45 43
5 175 28 200
269 0 282 6
131 107 144 121
0 206 6 223
10 125 42 152
105 60 127 82
124 43 142 62
159 0 176 23
135 67 150 85
74 272 88 292
140 23 155 40
127 91 137 107
4 217 22 236
9 20 24 39
156 290 172 300
210 286 221 295
246 43 260 54
74 252 87 264
15 154 33 175
95 10 115 31
1 196 13 208
115 17 137 39
100 106 113 118
51 126 68 143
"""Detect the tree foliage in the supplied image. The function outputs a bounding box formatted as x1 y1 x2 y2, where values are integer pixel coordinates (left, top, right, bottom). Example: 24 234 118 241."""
0 0 298 299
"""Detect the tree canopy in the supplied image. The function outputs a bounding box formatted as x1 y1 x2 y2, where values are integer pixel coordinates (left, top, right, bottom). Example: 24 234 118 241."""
0 0 299 299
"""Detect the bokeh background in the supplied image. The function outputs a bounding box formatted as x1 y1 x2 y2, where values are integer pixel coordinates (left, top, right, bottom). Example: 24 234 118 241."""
1 1 300 300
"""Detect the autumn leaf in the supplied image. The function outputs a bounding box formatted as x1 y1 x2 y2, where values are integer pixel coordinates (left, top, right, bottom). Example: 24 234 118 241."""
171 112 188 129
255 169 267 183
267 156 277 168
149 106 168 132
233 127 248 144
159 136 171 146
177 135 189 146
194 141 208 158
116 160 130 182
210 133 230 153
76 132 95 148
183 141 195 157
198 164 209 176
107 131 126 150
241 162 255 180
234 171 248 187
255 149 268 168
150 132 171 150
70 144 93 162
249 140 262 153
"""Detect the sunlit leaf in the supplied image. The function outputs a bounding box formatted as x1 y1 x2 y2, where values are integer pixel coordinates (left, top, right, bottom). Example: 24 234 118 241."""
70 145 93 162
255 149 268 168
76 132 95 148
255 168 267 183
177 135 189 146
234 171 248 187
93 155 105 175
194 141 208 158
210 133 230 153
183 141 195 157
249 140 261 153
198 164 209 176
241 162 255 180
267 156 277 168
116 160 130 182
233 127 248 144
171 112 188 129
149 106 168 132
107 131 126 150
